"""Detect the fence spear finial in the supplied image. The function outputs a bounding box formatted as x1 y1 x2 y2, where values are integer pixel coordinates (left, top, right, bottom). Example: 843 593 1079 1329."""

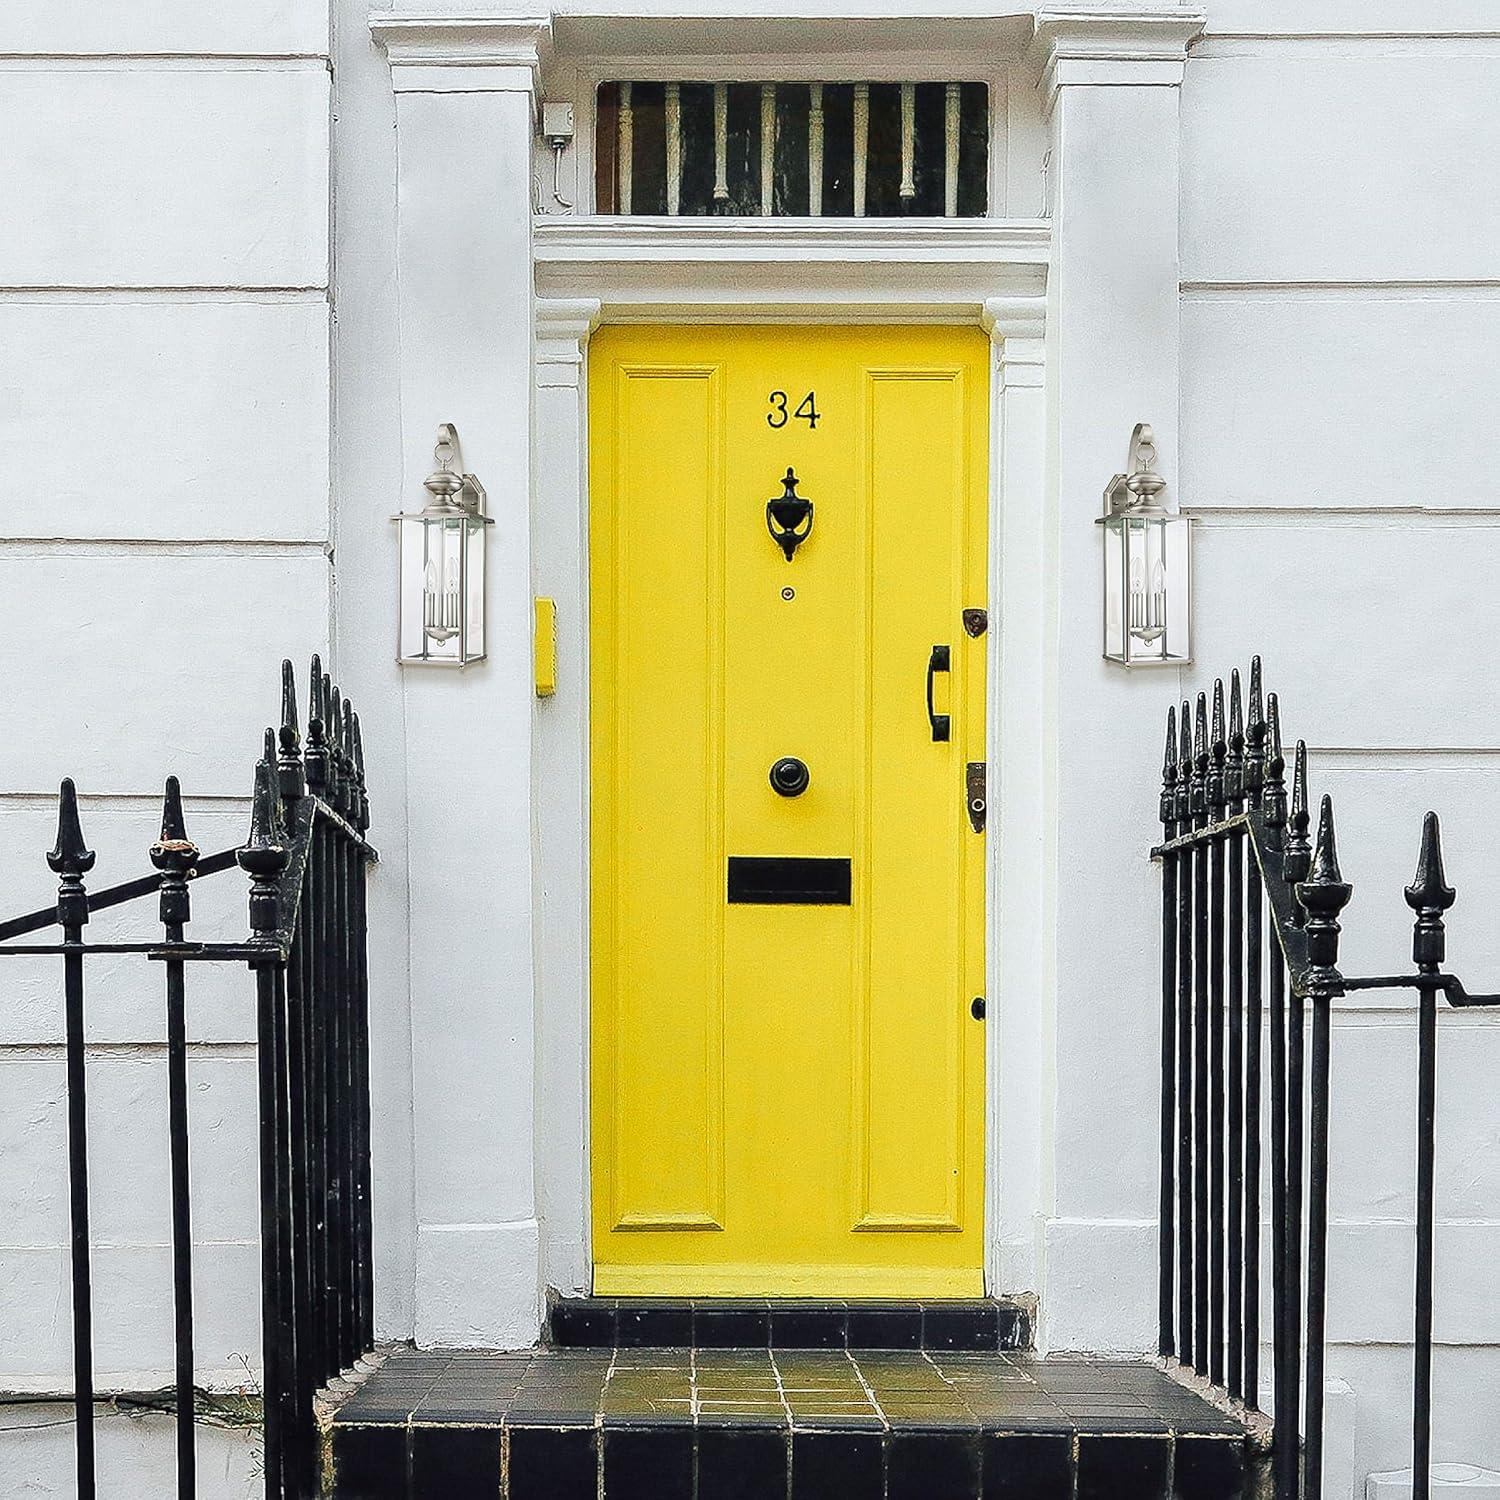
48 778 96 932
150 776 198 930
352 709 370 832
278 659 305 803
1191 692 1209 827
48 778 96 879
239 736 289 937
1405 811 1455 973
1225 668 1245 811
1176 701 1193 826
1209 679 1227 817
1263 692 1287 833
328 685 346 814
1284 739 1313 892
1245 656 1267 799
306 655 328 793
1298 793 1353 982
1161 706 1178 831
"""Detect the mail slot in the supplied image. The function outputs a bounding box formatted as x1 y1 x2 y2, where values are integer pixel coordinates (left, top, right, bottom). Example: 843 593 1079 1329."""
727 856 852 905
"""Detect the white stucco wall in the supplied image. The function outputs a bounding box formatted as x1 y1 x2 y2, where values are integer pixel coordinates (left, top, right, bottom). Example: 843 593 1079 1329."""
2 1 1498 1496
0 2 414 1493
1174 3 1500 1483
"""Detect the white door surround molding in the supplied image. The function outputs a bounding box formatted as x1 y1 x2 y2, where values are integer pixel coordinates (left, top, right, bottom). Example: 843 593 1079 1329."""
374 0 1193 1350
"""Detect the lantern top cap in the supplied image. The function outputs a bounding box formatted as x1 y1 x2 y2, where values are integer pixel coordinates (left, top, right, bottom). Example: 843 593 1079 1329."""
396 421 492 523
1100 421 1172 519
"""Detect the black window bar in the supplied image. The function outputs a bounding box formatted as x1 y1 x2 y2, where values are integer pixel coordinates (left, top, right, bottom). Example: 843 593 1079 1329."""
0 655 376 1500
1153 655 1500 1500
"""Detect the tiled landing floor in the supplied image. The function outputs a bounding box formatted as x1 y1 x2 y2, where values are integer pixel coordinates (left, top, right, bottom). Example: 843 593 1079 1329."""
328 1346 1252 1500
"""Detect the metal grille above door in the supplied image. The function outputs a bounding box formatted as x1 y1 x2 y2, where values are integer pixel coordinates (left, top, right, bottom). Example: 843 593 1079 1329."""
595 81 989 217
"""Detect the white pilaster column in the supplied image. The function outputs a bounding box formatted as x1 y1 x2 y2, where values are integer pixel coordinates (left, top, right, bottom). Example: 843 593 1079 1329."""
1031 6 1203 1351
532 298 601 1298
373 13 551 1348
981 299 1049 1304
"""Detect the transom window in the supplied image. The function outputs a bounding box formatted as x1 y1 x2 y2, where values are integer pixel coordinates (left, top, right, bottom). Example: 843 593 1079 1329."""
595 81 989 217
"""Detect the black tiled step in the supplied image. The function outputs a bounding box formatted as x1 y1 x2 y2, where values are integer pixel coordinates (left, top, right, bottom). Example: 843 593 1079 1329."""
548 1295 1034 1352
328 1347 1255 1500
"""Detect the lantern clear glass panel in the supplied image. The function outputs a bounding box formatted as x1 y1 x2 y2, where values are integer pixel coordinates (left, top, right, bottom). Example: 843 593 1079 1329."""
1102 513 1191 666
595 81 988 217
463 512 486 661
399 513 485 666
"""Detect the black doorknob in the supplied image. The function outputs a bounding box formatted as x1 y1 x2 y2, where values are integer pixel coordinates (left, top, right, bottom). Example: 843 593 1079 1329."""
769 757 810 797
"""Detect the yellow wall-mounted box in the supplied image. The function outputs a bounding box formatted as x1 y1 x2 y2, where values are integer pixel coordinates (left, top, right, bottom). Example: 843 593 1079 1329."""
534 596 557 697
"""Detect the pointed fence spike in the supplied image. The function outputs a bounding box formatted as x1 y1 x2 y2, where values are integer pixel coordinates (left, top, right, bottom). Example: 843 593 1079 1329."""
309 655 325 733
238 752 288 935
1160 706 1178 829
1194 692 1208 757
151 775 198 924
1283 739 1313 889
1405 811 1455 971
352 711 366 776
1298 794 1354 979
1249 655 1264 728
1262 692 1287 830
280 659 299 739
1176 702 1193 824
1229 669 1243 739
1310 795 1344 885
1292 741 1309 821
1406 812 1456 915
159 774 188 845
1224 670 1246 809
48 778 96 877
1212 679 1226 749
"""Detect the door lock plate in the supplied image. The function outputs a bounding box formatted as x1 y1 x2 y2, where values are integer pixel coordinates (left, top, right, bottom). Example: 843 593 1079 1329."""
962 607 988 638
966 762 987 833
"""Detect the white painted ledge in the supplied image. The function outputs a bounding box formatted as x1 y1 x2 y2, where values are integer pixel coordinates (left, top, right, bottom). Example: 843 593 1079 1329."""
536 216 1049 264
534 217 1049 315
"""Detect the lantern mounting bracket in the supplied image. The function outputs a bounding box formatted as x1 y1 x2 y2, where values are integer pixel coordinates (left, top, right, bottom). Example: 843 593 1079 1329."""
1101 421 1167 519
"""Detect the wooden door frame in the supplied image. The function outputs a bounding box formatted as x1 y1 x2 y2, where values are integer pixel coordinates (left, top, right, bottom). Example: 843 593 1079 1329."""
530 225 1049 1301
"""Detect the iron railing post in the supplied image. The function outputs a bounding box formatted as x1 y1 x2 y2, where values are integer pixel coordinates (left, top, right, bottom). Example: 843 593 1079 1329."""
1405 812 1454 1500
49 779 98 1500
151 776 200 1500
241 746 290 1500
1296 793 1352 1500
1158 708 1179 1358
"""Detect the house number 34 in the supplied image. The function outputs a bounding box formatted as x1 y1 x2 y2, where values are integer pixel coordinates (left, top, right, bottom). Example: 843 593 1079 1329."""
766 390 821 430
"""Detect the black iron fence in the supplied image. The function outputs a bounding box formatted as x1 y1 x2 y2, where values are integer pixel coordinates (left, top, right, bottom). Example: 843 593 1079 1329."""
0 656 376 1500
1154 656 1499 1500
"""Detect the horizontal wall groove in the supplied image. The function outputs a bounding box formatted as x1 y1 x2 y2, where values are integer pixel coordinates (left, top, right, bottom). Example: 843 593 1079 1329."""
0 791 251 811
1194 34 1500 53
1183 280 1500 299
0 54 330 70
0 1043 256 1061
1190 508 1500 527
0 538 331 556
0 287 329 302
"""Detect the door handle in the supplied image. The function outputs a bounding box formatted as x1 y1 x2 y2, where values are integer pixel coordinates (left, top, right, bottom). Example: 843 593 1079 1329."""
926 645 951 742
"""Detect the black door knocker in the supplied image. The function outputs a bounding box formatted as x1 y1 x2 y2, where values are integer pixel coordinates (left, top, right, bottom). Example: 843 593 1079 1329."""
766 467 814 561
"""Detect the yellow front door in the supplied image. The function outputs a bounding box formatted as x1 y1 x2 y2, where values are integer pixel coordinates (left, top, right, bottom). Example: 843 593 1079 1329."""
589 324 988 1298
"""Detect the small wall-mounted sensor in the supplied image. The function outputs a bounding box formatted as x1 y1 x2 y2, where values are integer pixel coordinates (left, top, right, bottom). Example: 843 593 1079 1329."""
541 102 575 148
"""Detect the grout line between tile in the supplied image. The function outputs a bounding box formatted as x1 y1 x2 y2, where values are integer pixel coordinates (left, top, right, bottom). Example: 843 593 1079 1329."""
848 1349 888 1428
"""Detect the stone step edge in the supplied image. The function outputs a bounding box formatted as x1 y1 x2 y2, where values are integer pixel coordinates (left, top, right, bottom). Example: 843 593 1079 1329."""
545 1292 1037 1353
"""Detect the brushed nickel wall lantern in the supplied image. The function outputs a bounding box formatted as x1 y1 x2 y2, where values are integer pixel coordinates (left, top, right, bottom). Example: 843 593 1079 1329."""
395 424 492 666
1098 423 1192 666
